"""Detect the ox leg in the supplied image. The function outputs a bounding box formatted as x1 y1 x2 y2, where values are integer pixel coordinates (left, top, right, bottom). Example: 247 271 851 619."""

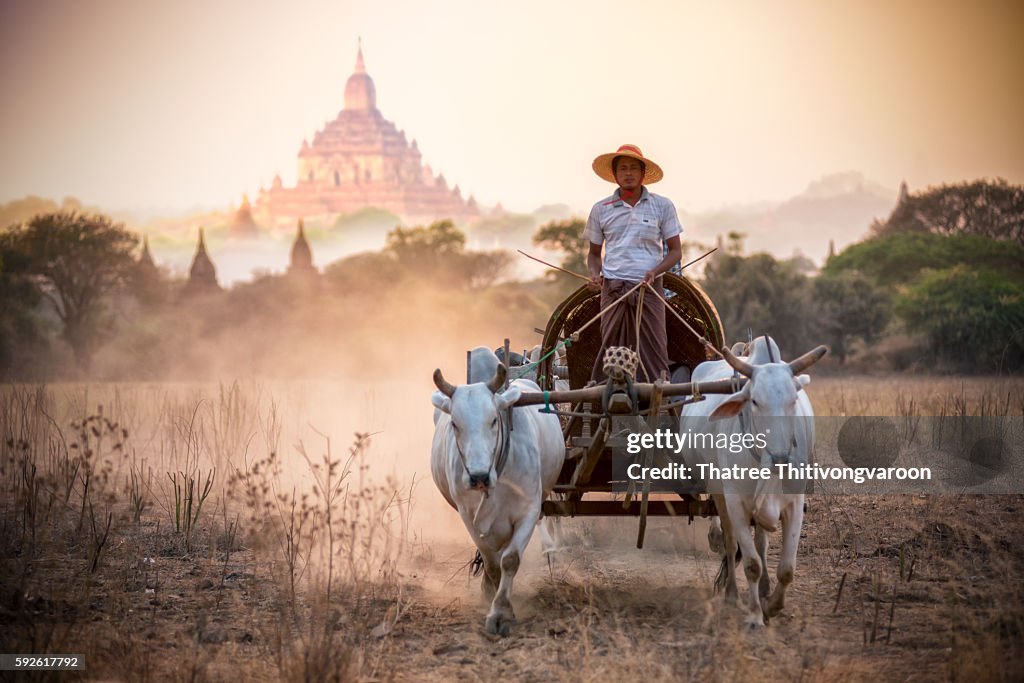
708 517 725 554
755 526 771 602
714 500 739 603
486 509 539 637
480 552 500 602
725 503 764 628
765 501 803 619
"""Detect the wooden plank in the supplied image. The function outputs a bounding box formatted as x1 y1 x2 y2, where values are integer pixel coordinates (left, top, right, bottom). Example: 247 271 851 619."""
514 377 744 406
571 435 630 448
570 419 608 488
542 497 717 518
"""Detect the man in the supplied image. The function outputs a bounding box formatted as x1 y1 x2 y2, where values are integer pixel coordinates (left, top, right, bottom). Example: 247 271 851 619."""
585 144 682 382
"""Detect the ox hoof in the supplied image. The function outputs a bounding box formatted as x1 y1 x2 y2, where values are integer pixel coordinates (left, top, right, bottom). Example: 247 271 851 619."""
708 527 725 555
744 613 766 630
485 612 516 637
764 596 785 619
759 598 771 624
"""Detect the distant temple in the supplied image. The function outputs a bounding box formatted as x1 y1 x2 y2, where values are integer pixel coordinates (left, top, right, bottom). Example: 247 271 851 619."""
169 224 315 294
896 180 909 207
183 229 221 295
228 195 261 239
257 42 479 225
287 219 319 283
138 235 157 271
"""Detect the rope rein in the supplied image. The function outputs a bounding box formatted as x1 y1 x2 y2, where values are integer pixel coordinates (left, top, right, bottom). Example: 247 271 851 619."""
571 280 647 337
633 285 650 381
508 273 725 386
509 338 573 381
643 282 725 359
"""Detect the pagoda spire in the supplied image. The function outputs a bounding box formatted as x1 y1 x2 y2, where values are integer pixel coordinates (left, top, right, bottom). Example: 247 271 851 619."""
288 218 318 282
139 234 156 269
343 38 376 111
185 227 220 295
355 37 366 74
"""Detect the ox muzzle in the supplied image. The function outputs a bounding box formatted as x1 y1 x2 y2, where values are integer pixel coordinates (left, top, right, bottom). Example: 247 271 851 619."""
468 471 492 490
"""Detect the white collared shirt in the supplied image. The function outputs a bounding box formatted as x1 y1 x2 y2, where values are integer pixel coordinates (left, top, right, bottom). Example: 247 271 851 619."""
584 187 683 281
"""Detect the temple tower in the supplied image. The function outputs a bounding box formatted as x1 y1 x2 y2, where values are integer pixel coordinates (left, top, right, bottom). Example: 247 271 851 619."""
287 219 318 281
138 235 157 271
258 42 479 225
184 228 220 295
229 195 260 238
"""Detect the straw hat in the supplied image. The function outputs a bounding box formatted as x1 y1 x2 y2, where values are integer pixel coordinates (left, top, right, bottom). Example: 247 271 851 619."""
592 144 664 185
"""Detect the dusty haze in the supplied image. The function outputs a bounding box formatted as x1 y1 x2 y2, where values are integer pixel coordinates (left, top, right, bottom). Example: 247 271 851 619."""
2 0 1021 215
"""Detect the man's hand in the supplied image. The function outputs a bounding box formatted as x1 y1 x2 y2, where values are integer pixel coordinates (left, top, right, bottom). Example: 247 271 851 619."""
642 270 657 286
587 242 604 293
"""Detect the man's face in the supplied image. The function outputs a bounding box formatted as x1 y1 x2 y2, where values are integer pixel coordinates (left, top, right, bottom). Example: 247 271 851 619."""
614 157 645 194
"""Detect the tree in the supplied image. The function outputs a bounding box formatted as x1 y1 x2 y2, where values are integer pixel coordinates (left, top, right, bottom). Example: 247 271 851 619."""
0 212 138 369
812 271 890 364
825 232 1024 287
896 266 1024 372
701 253 817 357
386 219 466 270
874 178 1024 243
532 218 587 292
0 249 48 378
327 220 511 290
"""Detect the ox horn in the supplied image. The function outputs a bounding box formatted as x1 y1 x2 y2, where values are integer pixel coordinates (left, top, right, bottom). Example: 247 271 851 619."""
721 344 755 377
788 345 829 374
433 368 456 397
487 364 507 394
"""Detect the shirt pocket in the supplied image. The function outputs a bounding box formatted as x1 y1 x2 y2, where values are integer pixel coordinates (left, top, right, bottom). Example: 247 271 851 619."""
638 212 661 230
636 213 661 245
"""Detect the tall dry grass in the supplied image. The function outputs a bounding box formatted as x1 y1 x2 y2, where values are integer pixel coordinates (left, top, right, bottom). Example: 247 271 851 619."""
0 381 413 682
0 375 1021 681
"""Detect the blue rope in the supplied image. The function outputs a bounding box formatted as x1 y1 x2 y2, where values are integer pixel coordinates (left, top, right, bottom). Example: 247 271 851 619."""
510 338 572 381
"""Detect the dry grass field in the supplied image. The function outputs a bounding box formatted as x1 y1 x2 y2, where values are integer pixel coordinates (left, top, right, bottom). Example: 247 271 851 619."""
1 375 1022 682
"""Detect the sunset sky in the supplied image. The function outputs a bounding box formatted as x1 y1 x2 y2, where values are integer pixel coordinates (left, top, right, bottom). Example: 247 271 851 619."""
1 0 1021 216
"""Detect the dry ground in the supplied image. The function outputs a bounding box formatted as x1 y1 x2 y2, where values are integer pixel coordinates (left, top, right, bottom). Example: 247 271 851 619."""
2 377 1023 681
391 494 1024 682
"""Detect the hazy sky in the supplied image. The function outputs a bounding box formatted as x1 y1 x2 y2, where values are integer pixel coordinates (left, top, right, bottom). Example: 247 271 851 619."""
1 0 1021 215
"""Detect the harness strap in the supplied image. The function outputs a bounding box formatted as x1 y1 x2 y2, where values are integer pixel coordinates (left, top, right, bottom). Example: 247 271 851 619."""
452 405 511 485
494 406 512 478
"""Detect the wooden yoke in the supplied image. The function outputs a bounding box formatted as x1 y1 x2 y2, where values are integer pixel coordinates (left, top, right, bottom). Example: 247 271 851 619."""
513 377 746 409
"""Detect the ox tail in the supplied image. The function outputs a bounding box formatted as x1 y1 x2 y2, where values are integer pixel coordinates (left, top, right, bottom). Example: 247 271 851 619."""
470 550 484 577
713 547 743 594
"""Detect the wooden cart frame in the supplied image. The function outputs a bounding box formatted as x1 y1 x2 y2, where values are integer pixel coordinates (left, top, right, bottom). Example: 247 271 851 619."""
487 274 748 548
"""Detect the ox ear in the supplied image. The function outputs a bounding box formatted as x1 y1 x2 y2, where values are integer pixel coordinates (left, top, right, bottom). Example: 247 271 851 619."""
431 390 452 414
709 388 749 421
495 385 522 410
795 374 811 390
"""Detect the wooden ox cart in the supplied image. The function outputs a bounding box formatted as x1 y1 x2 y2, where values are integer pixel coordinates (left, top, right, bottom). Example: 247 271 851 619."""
490 273 744 547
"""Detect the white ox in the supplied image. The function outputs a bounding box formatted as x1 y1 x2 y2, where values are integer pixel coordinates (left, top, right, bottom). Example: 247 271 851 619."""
431 362 565 636
681 335 826 627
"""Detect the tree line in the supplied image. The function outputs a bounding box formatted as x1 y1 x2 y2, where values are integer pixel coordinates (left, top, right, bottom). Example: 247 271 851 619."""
1 178 1021 379
535 179 1024 373
0 214 531 379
